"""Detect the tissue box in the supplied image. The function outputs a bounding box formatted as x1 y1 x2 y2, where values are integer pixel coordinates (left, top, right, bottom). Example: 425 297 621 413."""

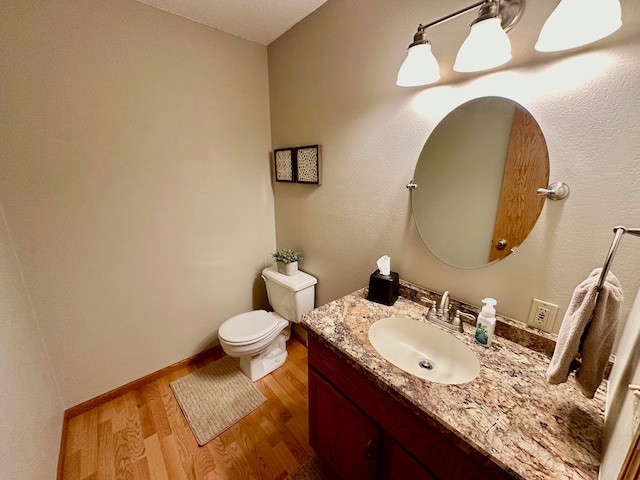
367 269 399 306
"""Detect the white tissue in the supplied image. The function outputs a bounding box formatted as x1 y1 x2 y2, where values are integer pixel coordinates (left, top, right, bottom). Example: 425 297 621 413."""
377 255 391 276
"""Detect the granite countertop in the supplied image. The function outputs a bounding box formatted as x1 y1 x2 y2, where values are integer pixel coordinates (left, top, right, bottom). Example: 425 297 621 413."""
301 285 606 480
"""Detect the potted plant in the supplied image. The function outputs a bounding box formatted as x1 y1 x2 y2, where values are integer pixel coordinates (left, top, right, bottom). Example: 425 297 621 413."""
272 248 303 276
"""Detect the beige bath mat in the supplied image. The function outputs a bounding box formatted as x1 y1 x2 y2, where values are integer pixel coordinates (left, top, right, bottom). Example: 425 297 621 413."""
170 356 266 445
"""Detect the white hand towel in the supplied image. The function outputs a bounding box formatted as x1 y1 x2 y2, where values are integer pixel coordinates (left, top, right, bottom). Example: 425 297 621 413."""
546 268 624 398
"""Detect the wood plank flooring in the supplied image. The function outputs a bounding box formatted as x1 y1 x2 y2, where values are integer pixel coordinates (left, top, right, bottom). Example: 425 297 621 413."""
61 340 313 480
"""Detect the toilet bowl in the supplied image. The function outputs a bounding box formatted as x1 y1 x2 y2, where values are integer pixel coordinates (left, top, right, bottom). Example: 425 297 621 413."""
218 266 317 381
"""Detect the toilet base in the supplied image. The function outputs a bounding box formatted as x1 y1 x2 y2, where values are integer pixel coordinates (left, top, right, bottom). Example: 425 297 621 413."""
239 334 288 381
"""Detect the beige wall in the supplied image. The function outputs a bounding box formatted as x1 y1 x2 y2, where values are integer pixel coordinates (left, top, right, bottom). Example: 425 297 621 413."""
1 0 274 409
268 0 640 335
0 203 64 479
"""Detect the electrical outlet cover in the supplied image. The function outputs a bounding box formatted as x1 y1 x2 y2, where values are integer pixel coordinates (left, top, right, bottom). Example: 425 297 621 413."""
527 298 559 332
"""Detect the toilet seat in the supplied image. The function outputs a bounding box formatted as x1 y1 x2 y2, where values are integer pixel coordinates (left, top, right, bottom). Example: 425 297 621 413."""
219 310 286 346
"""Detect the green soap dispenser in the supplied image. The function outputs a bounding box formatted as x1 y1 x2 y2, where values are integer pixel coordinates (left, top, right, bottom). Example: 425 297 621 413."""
475 298 497 347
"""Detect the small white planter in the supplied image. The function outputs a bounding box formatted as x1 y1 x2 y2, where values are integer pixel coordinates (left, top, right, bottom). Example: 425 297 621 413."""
276 261 298 276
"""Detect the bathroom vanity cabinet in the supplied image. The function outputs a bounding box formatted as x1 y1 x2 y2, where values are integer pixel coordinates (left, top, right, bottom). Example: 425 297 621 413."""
303 287 605 480
308 336 515 480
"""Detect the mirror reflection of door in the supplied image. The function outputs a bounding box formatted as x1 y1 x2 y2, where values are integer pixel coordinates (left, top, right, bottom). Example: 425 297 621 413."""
489 107 549 262
411 97 550 269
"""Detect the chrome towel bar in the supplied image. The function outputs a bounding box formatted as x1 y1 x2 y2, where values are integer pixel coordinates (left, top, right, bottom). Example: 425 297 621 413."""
597 226 640 291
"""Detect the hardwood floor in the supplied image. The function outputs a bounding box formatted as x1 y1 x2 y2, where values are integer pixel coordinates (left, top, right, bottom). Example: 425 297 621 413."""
61 340 313 480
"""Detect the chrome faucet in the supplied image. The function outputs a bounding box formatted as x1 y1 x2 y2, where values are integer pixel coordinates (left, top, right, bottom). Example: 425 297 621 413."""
439 291 450 322
421 291 465 333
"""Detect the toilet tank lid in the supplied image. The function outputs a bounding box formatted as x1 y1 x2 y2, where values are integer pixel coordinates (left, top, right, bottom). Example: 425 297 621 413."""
262 266 317 291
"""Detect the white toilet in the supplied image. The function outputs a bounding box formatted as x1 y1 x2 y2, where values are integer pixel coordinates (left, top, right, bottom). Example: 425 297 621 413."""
218 266 317 381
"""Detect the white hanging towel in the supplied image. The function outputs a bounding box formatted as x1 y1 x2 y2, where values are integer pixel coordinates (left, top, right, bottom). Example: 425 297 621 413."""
546 268 624 399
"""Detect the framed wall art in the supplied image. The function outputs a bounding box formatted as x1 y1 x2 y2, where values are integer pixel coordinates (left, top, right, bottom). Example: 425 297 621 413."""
295 145 321 185
274 148 295 182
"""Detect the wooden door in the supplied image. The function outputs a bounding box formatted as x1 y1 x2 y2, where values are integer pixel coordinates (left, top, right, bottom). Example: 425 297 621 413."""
489 107 549 262
309 368 380 480
619 425 640 479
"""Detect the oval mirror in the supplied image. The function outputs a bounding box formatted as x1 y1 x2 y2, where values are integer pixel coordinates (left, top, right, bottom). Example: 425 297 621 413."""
411 97 549 269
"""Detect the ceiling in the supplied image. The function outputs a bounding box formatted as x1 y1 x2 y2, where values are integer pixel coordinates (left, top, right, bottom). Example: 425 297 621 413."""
135 0 329 45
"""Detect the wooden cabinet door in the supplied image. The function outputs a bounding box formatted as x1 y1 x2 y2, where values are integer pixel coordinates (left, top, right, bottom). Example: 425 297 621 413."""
309 368 380 480
380 435 438 480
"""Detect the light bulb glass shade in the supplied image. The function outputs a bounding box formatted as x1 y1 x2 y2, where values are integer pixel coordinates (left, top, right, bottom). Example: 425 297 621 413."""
453 17 512 73
396 43 440 87
535 0 622 52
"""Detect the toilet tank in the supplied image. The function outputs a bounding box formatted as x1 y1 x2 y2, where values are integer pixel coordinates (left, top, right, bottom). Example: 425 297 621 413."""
262 266 317 323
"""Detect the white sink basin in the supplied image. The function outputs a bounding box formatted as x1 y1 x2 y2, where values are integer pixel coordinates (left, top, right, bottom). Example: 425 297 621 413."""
368 317 480 384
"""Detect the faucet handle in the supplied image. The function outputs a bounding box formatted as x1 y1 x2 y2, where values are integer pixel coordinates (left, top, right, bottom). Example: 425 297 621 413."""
454 310 476 328
419 296 433 305
420 297 438 319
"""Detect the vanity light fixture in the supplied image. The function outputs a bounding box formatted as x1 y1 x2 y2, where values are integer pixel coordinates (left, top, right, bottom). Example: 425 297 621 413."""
453 1 513 72
397 0 524 87
535 0 622 52
398 0 623 87
396 29 440 87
